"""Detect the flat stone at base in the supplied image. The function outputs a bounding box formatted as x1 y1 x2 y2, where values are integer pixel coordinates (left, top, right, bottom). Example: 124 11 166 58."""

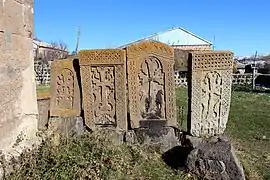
48 116 84 138
185 135 246 180
134 126 180 153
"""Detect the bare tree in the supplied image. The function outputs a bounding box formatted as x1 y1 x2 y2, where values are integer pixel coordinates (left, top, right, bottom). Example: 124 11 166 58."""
34 40 69 85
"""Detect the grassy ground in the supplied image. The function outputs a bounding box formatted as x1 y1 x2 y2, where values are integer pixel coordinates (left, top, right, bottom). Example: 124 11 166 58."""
7 133 193 180
15 85 269 179
36 85 50 99
227 90 270 180
176 87 270 180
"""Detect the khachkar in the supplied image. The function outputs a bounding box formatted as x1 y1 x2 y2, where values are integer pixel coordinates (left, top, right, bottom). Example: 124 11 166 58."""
126 40 177 128
188 51 234 137
49 58 83 137
50 58 81 117
78 49 127 131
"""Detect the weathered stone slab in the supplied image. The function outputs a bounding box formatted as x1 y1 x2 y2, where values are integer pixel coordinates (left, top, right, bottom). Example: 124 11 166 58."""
185 136 246 180
126 40 177 128
37 97 50 130
188 51 234 137
3 0 33 38
78 49 127 131
50 58 81 117
0 0 4 32
48 116 84 138
0 0 38 156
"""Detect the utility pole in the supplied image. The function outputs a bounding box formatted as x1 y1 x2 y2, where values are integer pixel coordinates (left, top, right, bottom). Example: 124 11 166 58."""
75 27 81 55
212 36 215 50
252 51 258 89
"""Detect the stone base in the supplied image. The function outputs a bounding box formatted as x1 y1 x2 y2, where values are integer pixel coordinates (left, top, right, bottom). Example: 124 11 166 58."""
47 116 84 138
184 135 246 180
125 120 180 153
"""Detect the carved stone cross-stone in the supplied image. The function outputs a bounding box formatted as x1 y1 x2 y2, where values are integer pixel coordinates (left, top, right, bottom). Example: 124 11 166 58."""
79 49 127 131
188 51 234 137
126 40 177 129
50 58 81 117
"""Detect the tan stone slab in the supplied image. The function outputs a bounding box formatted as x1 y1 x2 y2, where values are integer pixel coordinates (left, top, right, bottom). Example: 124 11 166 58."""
50 58 81 117
126 40 177 128
78 49 127 131
188 51 234 137
0 0 4 32
3 0 33 38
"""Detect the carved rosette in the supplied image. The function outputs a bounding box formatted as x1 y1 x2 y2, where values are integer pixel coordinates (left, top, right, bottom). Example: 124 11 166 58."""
127 40 177 128
189 51 234 137
78 49 127 131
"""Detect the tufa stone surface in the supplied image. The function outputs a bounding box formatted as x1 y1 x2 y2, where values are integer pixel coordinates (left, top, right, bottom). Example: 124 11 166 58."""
126 40 177 129
0 0 39 156
188 51 234 137
47 116 84 138
50 58 81 117
185 136 246 180
37 97 50 131
131 120 180 153
78 49 127 131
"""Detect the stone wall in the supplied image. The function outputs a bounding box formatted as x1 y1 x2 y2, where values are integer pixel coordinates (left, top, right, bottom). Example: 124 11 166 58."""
0 0 38 155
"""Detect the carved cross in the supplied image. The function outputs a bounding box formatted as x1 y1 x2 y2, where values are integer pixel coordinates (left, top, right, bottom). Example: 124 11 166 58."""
91 67 115 124
201 71 222 125
138 57 164 118
56 69 74 109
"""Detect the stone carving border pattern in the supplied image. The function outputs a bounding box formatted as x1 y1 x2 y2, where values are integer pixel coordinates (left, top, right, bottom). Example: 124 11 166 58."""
50 58 80 117
127 41 176 128
189 51 233 137
79 50 127 130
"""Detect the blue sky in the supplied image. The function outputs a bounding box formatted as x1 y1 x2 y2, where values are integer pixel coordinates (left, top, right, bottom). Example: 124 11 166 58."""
34 0 270 57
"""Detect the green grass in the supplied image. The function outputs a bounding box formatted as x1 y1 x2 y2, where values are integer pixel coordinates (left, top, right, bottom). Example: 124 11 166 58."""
7 133 192 180
8 86 270 179
176 87 270 180
36 85 50 99
227 91 270 180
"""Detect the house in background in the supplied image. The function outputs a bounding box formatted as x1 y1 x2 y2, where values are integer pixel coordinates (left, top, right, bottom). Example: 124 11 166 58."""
33 39 69 85
118 27 213 51
33 39 68 61
118 27 213 87
235 62 246 74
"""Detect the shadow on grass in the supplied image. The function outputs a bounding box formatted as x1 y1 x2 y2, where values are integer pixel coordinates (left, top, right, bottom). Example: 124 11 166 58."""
162 146 193 171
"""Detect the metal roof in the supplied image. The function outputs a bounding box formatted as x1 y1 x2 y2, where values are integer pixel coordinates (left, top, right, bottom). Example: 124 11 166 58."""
118 27 212 48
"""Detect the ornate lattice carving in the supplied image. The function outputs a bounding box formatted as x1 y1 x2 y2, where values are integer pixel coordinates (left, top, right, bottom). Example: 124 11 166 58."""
79 49 124 65
50 59 81 117
78 49 127 130
192 51 233 70
188 51 234 137
127 41 177 128
127 40 174 56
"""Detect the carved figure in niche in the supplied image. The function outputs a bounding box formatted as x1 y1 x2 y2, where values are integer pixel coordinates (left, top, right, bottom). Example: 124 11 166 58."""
138 56 165 119
91 66 116 125
201 71 222 134
56 68 74 109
